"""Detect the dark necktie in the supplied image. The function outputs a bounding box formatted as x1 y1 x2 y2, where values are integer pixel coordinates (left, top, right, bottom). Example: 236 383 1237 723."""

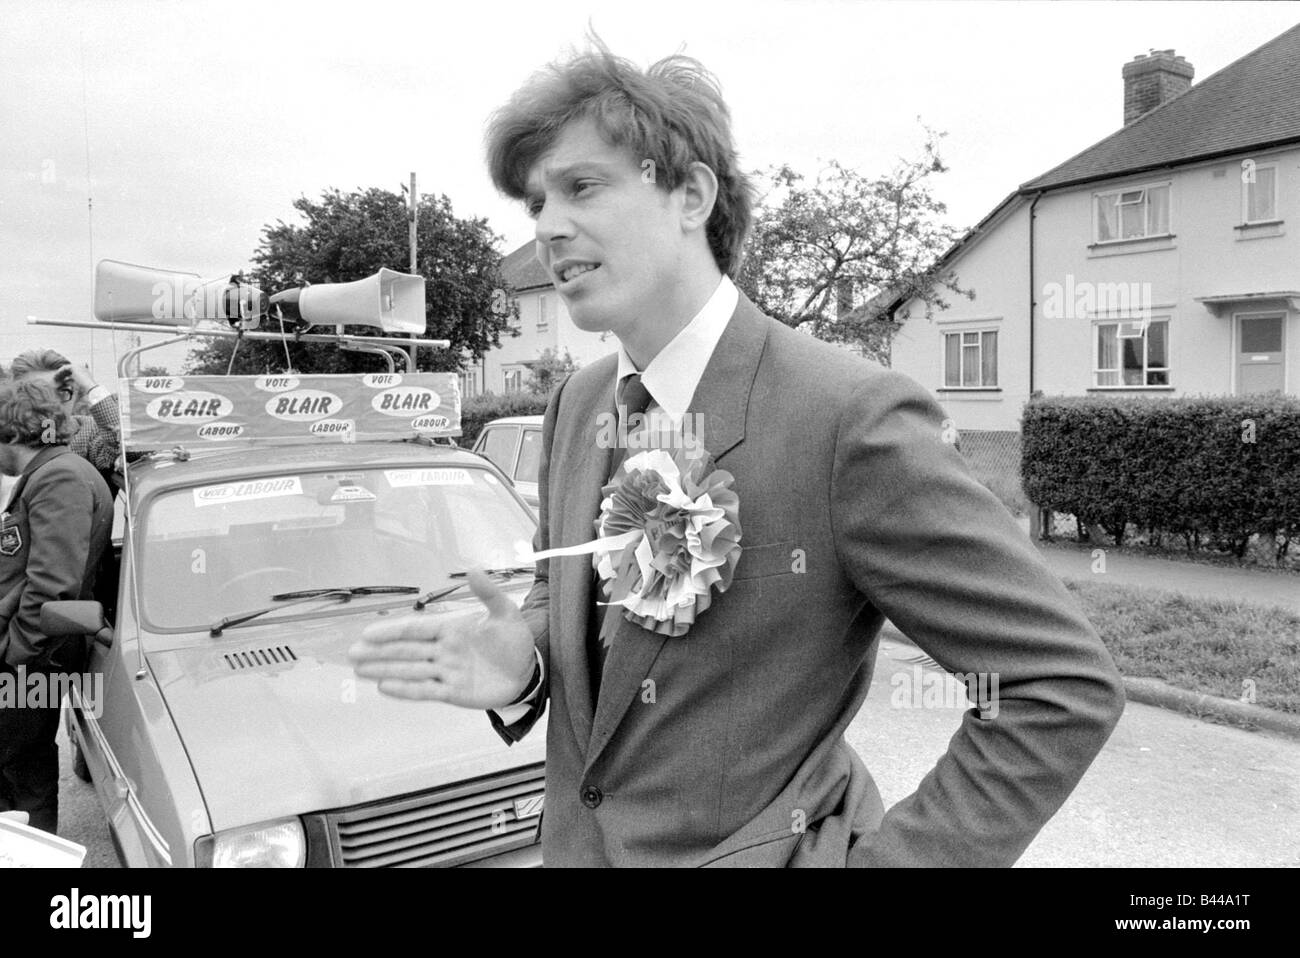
588 373 654 703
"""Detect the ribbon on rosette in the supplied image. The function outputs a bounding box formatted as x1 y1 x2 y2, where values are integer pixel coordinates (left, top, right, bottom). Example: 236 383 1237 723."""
518 446 741 637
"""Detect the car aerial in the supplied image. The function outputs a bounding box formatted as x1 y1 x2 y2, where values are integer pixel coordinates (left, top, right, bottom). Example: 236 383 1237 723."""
471 416 543 510
51 437 545 867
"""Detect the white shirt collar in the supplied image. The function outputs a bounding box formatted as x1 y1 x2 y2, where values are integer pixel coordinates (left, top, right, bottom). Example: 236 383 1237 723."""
615 275 738 424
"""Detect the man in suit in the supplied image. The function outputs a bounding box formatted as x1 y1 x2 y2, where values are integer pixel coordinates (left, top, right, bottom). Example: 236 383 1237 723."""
0 379 114 833
351 45 1125 866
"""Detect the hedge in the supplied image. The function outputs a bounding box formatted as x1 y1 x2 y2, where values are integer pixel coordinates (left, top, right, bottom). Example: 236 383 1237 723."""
1022 394 1300 555
459 390 552 446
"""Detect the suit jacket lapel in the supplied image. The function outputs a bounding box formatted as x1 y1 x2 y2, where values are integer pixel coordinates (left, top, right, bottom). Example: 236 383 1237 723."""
583 295 770 773
686 293 768 464
556 362 618 750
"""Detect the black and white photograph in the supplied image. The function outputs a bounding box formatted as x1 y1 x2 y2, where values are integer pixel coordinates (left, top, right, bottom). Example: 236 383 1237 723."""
0 0 1296 927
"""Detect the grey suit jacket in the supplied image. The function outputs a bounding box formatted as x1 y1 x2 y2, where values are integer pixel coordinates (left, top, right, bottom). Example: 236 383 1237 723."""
0 445 114 672
493 293 1125 866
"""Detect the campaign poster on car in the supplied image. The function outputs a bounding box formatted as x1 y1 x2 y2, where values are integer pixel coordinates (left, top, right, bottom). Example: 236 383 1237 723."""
119 372 462 449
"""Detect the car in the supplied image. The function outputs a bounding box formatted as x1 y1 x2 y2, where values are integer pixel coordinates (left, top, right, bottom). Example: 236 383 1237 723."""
51 438 545 867
471 416 543 510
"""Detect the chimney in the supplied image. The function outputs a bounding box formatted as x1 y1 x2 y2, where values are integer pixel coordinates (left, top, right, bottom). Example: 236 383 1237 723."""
1122 49 1194 125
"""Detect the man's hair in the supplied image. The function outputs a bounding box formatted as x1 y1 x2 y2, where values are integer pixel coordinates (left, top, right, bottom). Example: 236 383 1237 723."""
10 348 70 379
486 41 755 277
0 379 73 446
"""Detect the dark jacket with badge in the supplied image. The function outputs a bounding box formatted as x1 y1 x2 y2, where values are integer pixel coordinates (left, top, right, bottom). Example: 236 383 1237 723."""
0 445 113 672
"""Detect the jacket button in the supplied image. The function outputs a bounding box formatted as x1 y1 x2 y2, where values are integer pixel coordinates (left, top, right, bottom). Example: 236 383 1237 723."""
581 785 603 808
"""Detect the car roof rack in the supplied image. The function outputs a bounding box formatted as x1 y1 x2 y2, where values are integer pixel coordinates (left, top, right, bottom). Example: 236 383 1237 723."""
26 315 447 380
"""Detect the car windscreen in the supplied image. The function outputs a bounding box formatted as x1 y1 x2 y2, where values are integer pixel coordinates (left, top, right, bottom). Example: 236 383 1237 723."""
137 465 536 631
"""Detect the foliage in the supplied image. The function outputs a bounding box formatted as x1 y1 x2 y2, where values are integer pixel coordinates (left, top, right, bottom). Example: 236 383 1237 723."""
735 128 971 364
185 186 518 375
1022 394 1300 555
526 348 579 396
460 390 551 447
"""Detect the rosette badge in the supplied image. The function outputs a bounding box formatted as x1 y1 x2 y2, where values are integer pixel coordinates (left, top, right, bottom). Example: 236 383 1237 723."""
523 446 741 637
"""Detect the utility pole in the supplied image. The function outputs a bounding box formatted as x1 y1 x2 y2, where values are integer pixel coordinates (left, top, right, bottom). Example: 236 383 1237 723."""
409 172 418 274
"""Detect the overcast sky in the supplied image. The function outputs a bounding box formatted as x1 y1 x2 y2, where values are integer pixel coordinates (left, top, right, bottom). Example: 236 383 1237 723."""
2 0 1298 376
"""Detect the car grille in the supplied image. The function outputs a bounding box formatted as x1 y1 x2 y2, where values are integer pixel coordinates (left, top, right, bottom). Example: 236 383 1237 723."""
322 763 544 867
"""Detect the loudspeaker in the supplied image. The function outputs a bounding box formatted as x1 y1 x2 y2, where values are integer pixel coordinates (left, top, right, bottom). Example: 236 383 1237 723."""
268 269 426 334
93 259 266 328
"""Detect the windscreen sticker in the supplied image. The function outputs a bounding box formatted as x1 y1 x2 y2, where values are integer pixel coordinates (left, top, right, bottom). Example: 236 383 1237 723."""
384 468 474 487
193 476 303 507
330 485 378 503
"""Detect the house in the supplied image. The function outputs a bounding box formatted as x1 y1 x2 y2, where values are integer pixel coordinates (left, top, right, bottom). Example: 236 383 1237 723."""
889 24 1300 437
461 240 616 397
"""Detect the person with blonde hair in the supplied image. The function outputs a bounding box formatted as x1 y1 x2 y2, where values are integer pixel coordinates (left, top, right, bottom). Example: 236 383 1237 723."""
9 348 121 488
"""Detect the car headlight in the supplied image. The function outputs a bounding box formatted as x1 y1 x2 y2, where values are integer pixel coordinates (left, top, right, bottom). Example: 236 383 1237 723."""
197 818 305 868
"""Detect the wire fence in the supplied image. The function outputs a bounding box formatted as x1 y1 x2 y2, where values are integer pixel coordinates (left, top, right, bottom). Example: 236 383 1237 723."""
955 430 1029 517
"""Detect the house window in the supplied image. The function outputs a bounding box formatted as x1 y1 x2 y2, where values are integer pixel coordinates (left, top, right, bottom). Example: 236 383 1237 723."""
1242 164 1278 223
943 329 998 387
503 368 523 393
1094 184 1170 242
537 294 553 332
1094 319 1169 386
458 369 477 399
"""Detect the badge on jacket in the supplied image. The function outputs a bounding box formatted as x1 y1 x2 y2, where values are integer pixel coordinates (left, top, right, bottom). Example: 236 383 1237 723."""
0 525 21 556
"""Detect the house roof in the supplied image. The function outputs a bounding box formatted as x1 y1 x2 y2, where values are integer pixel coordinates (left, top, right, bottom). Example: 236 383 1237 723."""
1021 22 1300 192
501 240 551 293
888 23 1300 318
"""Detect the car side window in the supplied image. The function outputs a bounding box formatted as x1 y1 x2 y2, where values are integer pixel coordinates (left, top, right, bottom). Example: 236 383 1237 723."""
479 426 520 474
515 428 542 483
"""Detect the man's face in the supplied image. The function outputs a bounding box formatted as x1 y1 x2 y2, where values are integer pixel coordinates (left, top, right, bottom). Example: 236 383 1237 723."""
524 118 686 336
12 369 75 417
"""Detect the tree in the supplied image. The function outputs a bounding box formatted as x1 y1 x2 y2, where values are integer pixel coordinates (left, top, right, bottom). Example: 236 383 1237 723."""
185 186 519 375
735 129 972 365
526 348 580 396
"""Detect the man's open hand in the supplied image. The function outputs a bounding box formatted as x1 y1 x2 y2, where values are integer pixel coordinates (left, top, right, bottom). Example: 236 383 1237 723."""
348 570 536 709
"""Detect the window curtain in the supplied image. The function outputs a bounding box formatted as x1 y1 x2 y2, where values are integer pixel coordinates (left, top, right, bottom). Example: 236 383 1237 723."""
1147 186 1170 234
961 339 979 386
981 331 997 386
1097 325 1118 385
1247 168 1275 221
1096 195 1117 241
944 334 960 386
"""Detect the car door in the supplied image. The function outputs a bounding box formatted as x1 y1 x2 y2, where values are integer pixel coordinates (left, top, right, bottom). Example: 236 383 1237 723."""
512 427 541 509
474 425 520 476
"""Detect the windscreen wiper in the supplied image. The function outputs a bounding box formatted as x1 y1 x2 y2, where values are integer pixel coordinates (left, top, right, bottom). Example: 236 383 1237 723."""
446 567 534 579
210 585 418 636
271 585 420 601
413 568 534 611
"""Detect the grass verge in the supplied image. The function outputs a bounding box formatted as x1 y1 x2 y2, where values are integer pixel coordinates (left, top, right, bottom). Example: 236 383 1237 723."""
1063 578 1300 715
